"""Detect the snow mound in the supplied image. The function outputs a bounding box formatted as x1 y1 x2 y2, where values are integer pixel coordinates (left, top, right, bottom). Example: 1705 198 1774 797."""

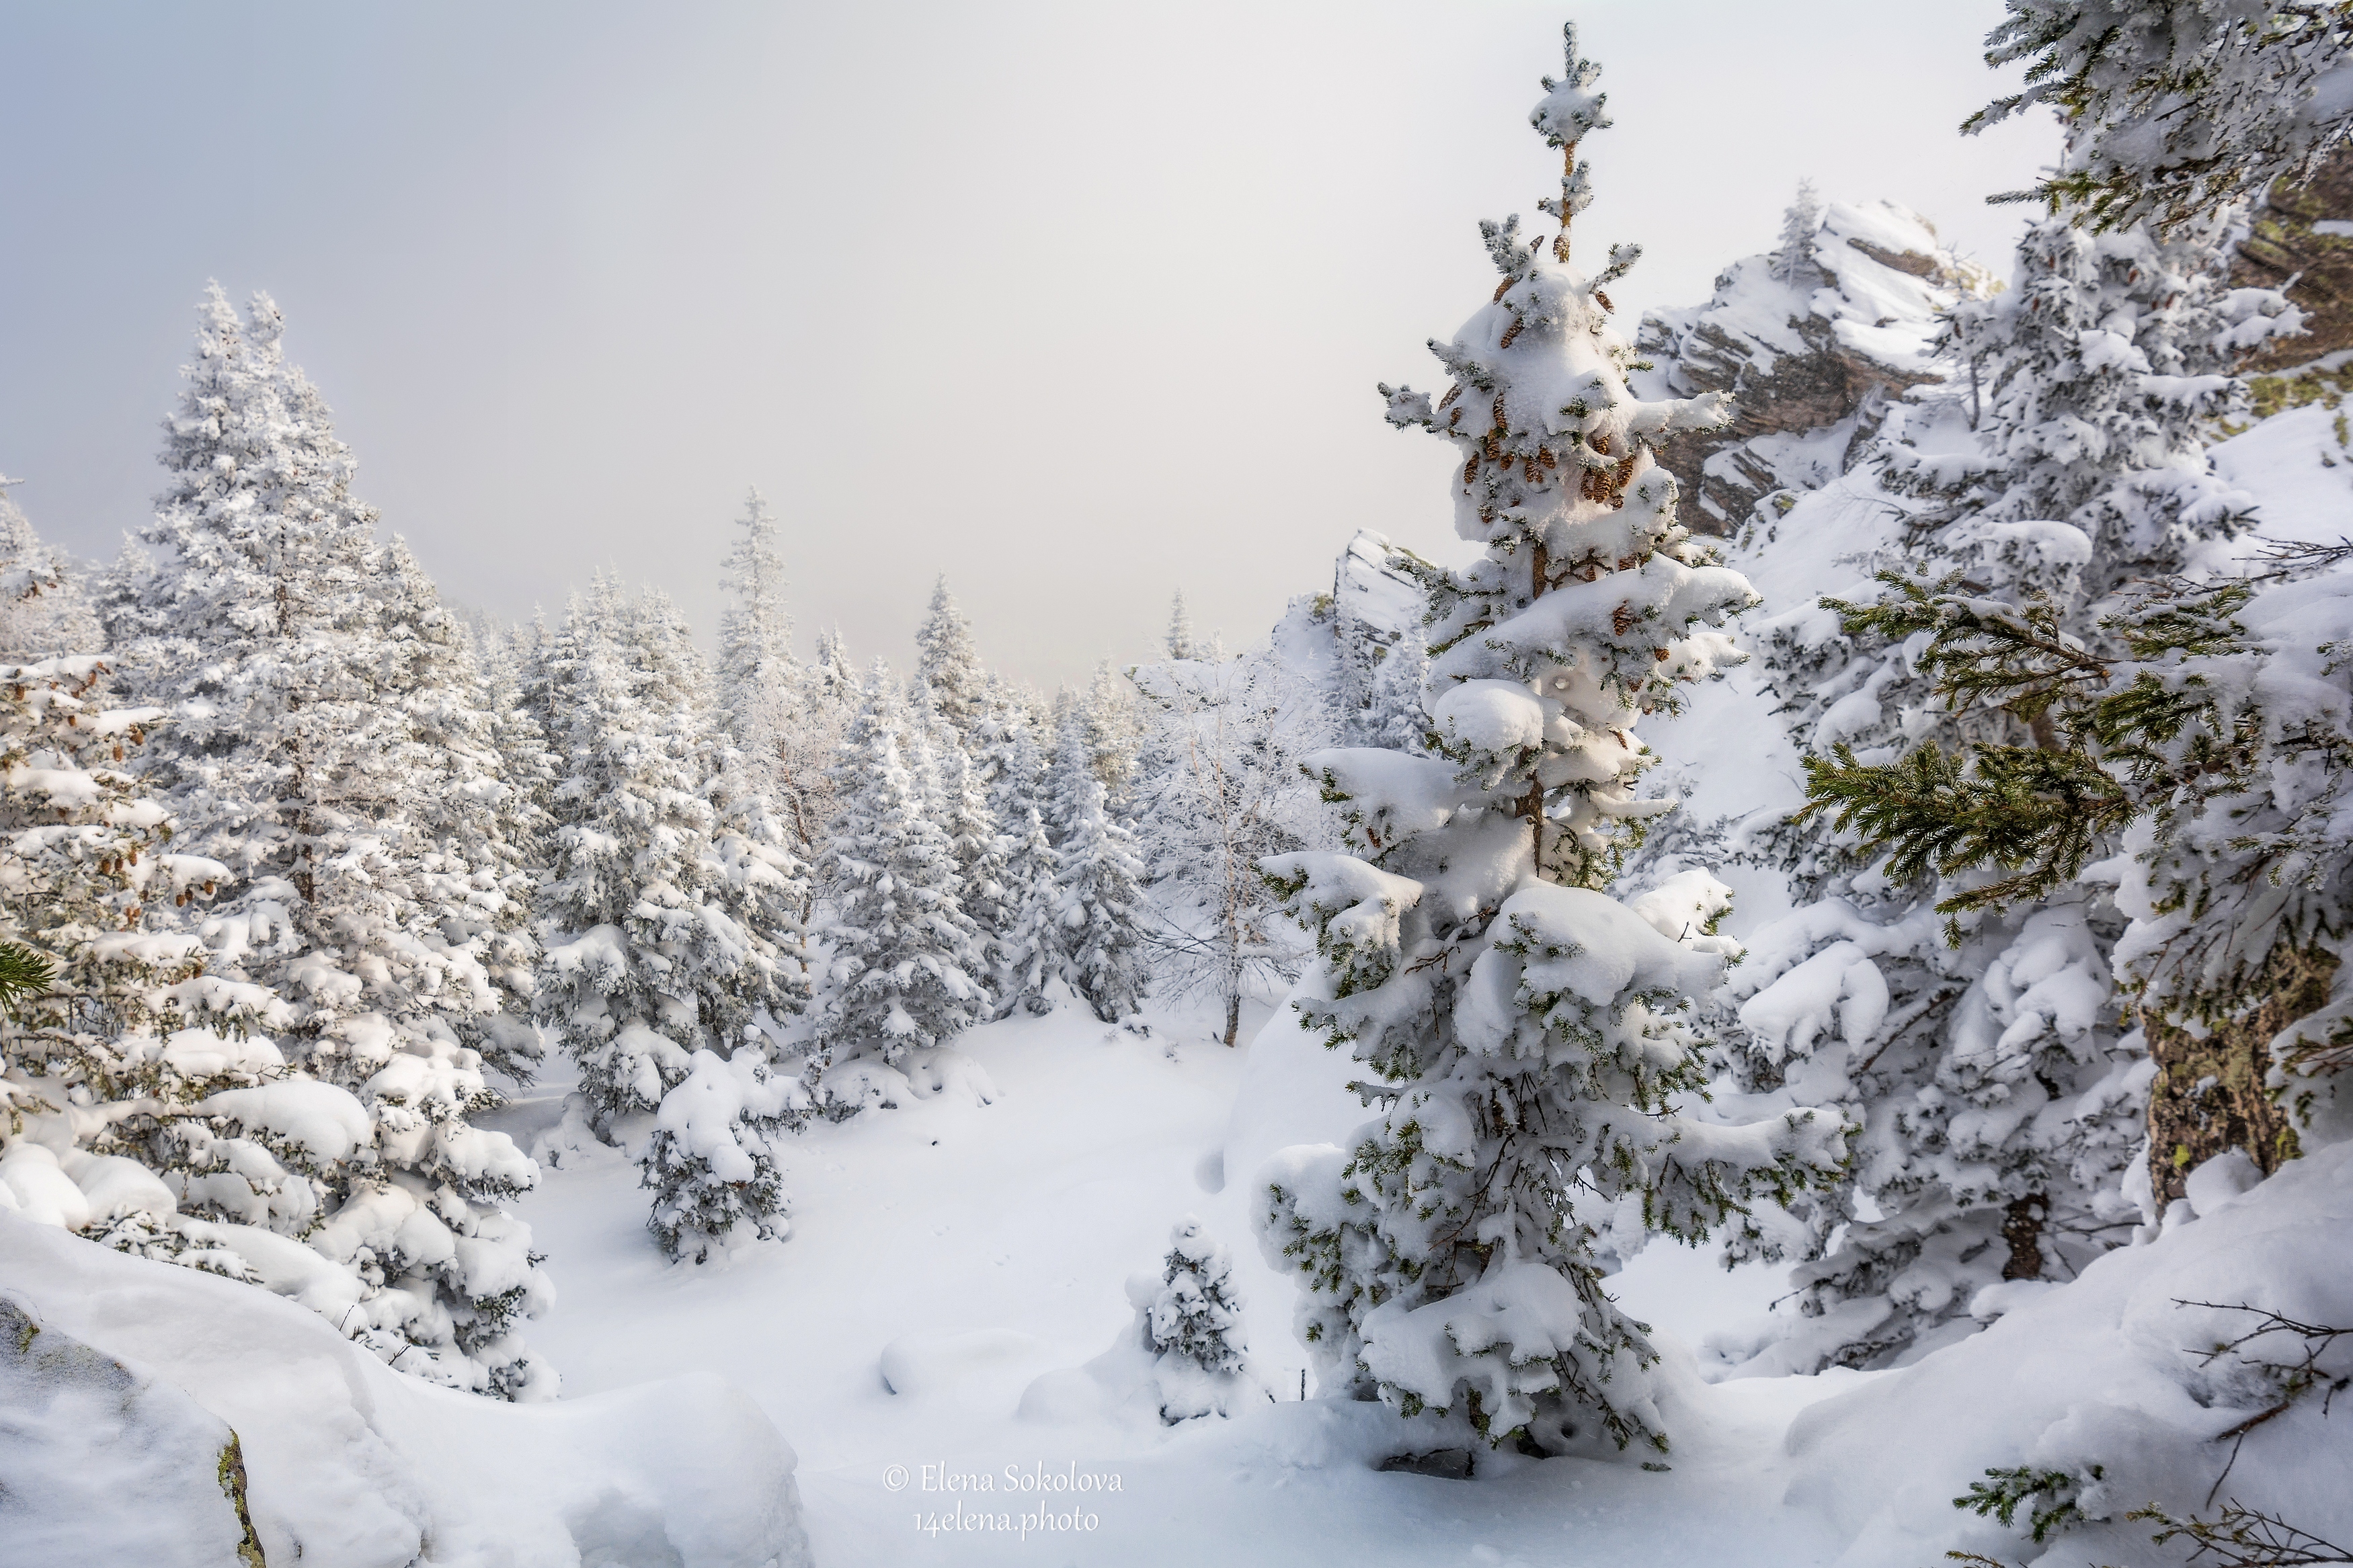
900 1045 1000 1106
0 1294 258 1568
1784 1143 2353 1566
0 1214 815 1568
879 1328 1055 1398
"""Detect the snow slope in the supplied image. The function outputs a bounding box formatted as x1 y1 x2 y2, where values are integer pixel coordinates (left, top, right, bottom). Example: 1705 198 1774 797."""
0 1213 814 1567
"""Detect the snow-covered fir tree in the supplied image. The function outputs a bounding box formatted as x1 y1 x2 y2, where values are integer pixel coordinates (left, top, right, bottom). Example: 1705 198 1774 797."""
709 487 834 918
1132 650 1328 1044
372 536 545 1085
1767 178 1823 284
474 614 561 1032
535 580 799 1146
1254 26 1845 1458
0 481 103 658
1079 660 1146 815
914 577 988 741
979 702 1060 1018
0 653 288 1259
811 662 992 1075
534 584 686 1132
774 623 857 870
1164 589 1202 661
1049 712 1149 1025
101 286 555 1397
931 716 1009 960
1362 622 1433 755
809 625 856 707
714 488 803 807
1727 209 2304 1370
1139 1216 1264 1422
641 1046 805 1263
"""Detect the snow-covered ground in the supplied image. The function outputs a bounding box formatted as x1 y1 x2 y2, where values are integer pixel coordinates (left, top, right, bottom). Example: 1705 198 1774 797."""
472 995 1861 1567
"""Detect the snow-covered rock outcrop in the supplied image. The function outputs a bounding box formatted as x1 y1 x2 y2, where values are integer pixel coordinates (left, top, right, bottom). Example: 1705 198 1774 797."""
0 1214 815 1567
1634 200 1993 532
0 1292 262 1568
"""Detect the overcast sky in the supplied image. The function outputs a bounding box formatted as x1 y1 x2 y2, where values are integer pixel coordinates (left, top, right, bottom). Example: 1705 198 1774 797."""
0 1 2057 691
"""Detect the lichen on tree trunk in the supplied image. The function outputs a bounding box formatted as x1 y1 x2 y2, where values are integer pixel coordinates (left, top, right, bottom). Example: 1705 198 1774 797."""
2144 944 2338 1204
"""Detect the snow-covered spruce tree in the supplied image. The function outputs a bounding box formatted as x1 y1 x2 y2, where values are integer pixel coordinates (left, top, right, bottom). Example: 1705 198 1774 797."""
1767 178 1824 285
1968 0 2353 233
475 614 560 998
1139 1215 1264 1422
641 1046 803 1264
980 702 1061 1018
0 655 289 1245
372 536 543 1085
1080 660 1146 815
811 662 991 1075
711 485 834 903
535 580 795 1146
1728 213 2304 1369
1794 559 2353 1208
771 623 856 870
1132 651 1328 1044
1363 622 1433 756
633 582 803 1030
705 729 811 1013
931 716 1010 959
1049 713 1150 1025
715 489 802 792
2107 564 2353 1195
1253 26 1844 1458
529 587 686 1134
102 287 553 1397
810 625 856 709
0 481 104 659
1164 590 1203 661
915 576 988 742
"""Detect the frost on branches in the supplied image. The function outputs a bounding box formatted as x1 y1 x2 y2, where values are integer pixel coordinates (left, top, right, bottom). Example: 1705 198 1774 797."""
1727 209 2305 1372
1131 650 1330 1044
0 482 103 659
1968 0 2353 233
1251 26 1844 1459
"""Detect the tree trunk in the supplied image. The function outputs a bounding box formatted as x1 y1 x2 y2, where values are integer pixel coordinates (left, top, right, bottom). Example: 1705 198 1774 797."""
2000 1193 2046 1280
2144 944 2335 1204
1224 990 1241 1048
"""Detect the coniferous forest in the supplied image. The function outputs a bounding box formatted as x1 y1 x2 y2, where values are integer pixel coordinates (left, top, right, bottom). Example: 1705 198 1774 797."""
7 7 2353 1566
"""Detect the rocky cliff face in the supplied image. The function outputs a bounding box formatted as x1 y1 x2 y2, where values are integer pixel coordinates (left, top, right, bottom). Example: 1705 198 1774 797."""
1632 201 1992 534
